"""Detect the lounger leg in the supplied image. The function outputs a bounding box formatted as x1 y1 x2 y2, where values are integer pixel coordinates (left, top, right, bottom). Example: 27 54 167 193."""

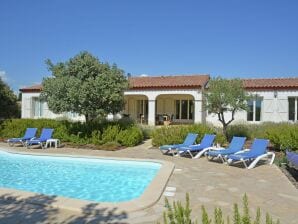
241 159 248 169
247 153 276 169
193 148 211 159
218 155 225 163
227 158 233 165
187 150 194 158
207 155 213 161
267 152 275 165
172 149 181 156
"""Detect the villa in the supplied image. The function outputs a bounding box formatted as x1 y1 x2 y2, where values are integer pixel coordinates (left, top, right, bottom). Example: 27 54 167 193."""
20 74 298 125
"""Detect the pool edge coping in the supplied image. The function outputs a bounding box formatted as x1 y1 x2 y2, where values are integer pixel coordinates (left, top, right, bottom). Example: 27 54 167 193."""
0 147 175 213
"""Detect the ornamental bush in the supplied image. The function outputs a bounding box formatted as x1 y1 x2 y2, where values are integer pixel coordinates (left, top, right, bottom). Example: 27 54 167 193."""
265 123 298 151
101 125 121 143
226 124 253 141
221 122 298 151
117 126 144 147
151 124 227 147
0 119 69 140
0 118 143 148
160 193 280 224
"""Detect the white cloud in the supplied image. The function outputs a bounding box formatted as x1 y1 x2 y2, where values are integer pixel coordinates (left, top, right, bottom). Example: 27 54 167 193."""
0 70 8 81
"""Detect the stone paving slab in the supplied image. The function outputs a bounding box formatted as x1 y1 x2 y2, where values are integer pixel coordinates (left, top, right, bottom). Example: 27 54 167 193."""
0 141 297 224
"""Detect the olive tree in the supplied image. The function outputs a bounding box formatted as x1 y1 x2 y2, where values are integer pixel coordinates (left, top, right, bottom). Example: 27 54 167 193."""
0 77 20 119
41 51 128 122
205 77 249 138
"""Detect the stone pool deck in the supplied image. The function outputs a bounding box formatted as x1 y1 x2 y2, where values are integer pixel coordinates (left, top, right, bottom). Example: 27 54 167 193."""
0 141 297 224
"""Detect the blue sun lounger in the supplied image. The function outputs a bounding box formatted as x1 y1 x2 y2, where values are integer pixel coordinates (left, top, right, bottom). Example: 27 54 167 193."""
159 133 198 155
26 128 54 149
178 134 216 158
286 150 298 169
7 128 37 146
227 138 275 169
205 136 246 162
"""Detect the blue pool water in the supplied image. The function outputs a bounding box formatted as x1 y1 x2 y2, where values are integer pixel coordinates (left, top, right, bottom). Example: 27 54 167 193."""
0 150 161 202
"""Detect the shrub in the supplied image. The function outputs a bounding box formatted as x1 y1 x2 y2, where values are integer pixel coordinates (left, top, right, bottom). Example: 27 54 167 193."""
101 125 121 143
0 119 69 140
91 130 102 145
265 123 298 151
161 193 280 224
0 118 144 148
151 124 216 147
140 125 155 139
117 126 144 147
226 124 252 141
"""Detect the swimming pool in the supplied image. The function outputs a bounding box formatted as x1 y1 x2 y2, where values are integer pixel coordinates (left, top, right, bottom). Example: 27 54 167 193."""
0 150 161 202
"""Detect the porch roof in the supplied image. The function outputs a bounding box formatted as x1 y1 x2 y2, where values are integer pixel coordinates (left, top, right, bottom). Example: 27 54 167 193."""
129 75 210 89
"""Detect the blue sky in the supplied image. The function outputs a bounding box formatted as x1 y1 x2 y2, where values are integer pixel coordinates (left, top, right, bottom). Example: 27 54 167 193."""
0 0 297 91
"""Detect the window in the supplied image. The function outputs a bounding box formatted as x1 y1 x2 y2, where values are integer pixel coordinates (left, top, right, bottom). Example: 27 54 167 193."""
247 97 262 121
288 97 298 121
181 100 188 119
175 99 194 120
136 100 148 118
175 100 180 119
33 98 44 117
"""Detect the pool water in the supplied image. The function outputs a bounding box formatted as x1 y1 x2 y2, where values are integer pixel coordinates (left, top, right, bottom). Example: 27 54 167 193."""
0 150 161 202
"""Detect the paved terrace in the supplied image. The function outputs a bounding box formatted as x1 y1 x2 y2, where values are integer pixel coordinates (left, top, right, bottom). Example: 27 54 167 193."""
0 141 297 224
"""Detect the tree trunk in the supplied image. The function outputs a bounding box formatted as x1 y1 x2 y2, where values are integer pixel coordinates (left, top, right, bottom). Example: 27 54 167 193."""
85 114 90 122
222 124 228 140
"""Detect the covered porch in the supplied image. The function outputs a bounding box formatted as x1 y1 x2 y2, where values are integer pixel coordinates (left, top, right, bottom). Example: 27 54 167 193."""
123 89 204 126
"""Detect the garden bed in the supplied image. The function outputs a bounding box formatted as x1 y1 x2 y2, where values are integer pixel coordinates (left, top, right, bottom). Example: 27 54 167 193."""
279 164 298 189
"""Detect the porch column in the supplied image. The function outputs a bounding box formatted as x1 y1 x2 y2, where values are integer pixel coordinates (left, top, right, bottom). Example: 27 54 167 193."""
194 100 202 123
148 99 156 126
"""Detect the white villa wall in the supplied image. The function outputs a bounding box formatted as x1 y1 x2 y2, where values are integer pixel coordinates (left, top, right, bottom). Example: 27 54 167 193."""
206 90 298 126
21 92 85 121
21 88 298 125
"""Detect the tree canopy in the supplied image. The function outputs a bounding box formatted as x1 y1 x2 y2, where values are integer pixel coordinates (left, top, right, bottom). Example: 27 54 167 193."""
204 77 249 138
41 51 128 122
0 77 20 119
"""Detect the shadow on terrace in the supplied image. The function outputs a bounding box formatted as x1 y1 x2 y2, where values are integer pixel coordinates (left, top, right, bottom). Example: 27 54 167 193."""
0 194 128 224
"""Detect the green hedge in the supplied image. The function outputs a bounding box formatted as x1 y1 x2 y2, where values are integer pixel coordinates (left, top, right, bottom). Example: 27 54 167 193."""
265 123 298 151
0 118 144 148
226 122 298 151
151 124 227 147
152 122 298 151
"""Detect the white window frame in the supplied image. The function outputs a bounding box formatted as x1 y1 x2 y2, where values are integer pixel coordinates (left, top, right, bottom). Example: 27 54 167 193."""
288 97 298 121
175 99 194 120
247 97 263 122
32 97 44 118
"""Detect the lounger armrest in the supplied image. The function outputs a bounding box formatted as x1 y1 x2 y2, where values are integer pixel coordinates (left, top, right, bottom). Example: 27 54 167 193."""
234 149 250 154
209 147 225 151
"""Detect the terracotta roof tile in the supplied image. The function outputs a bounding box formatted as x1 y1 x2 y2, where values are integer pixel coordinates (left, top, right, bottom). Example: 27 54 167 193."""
243 77 298 89
19 84 42 92
19 76 298 92
129 74 210 89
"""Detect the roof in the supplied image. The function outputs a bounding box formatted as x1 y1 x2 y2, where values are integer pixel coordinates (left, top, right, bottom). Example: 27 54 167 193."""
19 84 42 92
129 74 210 89
19 76 298 92
243 77 298 90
